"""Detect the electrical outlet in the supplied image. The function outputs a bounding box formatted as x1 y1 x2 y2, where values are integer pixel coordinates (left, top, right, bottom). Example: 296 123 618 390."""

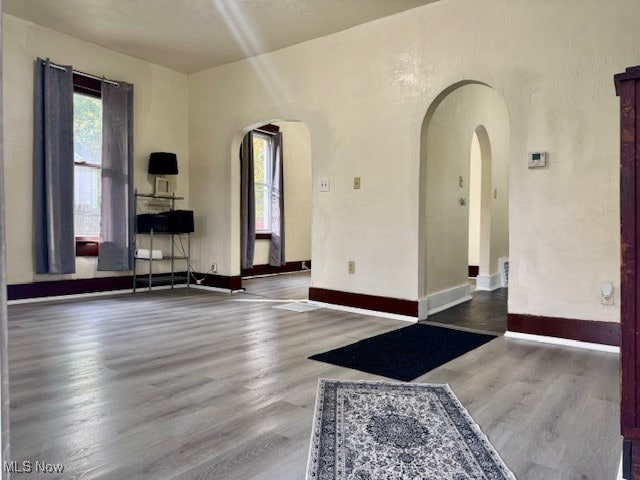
319 178 330 192
211 263 217 273
601 281 614 306
353 177 361 189
348 261 355 274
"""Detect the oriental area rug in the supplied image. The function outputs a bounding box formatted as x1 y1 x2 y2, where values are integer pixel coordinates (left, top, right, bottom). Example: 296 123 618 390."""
306 379 515 480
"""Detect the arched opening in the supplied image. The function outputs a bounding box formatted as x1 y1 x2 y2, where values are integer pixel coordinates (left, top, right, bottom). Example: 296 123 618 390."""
233 120 313 293
468 130 482 282
468 125 495 290
419 82 509 326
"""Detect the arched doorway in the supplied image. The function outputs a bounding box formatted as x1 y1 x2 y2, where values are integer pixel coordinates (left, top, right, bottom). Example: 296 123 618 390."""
418 82 510 321
233 120 313 292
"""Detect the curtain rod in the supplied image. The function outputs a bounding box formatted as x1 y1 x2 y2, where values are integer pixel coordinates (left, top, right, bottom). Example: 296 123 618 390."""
41 60 119 87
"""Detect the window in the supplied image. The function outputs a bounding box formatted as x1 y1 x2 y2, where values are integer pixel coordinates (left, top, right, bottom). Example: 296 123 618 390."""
252 132 273 232
35 60 133 271
73 92 102 239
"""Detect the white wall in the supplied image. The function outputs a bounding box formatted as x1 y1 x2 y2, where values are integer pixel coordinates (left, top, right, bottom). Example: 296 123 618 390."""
188 0 632 322
468 131 481 267
421 83 509 296
3 14 189 284
252 121 312 266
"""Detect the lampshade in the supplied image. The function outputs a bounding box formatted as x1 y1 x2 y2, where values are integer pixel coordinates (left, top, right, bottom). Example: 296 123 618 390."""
148 152 178 175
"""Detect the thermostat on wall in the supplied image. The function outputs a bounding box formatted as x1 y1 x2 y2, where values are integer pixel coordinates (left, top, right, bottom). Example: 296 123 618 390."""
528 151 547 168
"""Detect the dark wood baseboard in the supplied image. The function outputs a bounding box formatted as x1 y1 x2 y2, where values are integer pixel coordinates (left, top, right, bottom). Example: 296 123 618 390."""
468 265 479 277
8 275 134 300
308 287 418 317
8 272 194 300
197 273 243 291
241 260 311 278
508 313 620 346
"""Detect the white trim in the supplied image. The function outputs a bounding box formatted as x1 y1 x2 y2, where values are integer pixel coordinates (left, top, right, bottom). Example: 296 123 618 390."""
308 301 418 323
421 320 502 336
419 283 472 319
232 298 306 303
190 284 233 293
426 295 473 316
475 273 501 291
241 269 311 279
617 454 623 480
504 331 620 354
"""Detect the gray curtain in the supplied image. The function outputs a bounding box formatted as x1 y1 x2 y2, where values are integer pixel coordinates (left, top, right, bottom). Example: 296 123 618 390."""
240 132 255 269
269 132 285 267
98 81 134 271
0 2 11 468
33 57 75 274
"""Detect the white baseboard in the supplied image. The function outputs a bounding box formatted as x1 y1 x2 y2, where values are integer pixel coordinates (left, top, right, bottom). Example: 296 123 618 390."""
475 273 501 291
308 301 418 323
504 331 620 354
419 283 472 319
617 454 623 480
191 284 233 293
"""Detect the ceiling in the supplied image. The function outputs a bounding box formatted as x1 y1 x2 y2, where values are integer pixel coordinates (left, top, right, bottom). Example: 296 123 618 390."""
3 0 438 74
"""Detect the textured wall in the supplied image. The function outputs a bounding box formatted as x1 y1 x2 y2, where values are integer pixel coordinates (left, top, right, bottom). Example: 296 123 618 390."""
188 0 633 322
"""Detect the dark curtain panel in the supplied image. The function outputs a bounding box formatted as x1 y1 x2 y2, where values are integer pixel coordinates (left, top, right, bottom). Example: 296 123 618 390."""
33 57 75 274
98 81 134 271
269 132 285 266
240 132 255 269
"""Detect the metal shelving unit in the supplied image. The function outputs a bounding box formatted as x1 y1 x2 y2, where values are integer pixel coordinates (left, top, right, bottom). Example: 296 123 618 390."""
133 190 190 292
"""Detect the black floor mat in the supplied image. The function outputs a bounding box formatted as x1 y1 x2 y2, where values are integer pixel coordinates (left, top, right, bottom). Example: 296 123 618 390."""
309 324 496 382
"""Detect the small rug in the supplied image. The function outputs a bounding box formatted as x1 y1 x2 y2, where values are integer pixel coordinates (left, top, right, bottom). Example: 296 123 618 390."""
309 324 496 381
306 379 515 480
274 302 324 312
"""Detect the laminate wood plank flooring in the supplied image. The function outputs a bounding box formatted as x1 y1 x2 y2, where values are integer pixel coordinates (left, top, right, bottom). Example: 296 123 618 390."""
7 274 620 479
241 271 310 301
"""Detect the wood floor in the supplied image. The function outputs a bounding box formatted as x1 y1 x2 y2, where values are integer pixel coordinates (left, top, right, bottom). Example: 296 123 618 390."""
7 272 620 479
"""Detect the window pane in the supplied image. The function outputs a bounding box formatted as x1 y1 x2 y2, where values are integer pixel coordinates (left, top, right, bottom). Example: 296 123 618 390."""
254 184 271 231
73 94 102 166
74 165 101 236
252 133 272 232
73 93 102 237
253 135 268 184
